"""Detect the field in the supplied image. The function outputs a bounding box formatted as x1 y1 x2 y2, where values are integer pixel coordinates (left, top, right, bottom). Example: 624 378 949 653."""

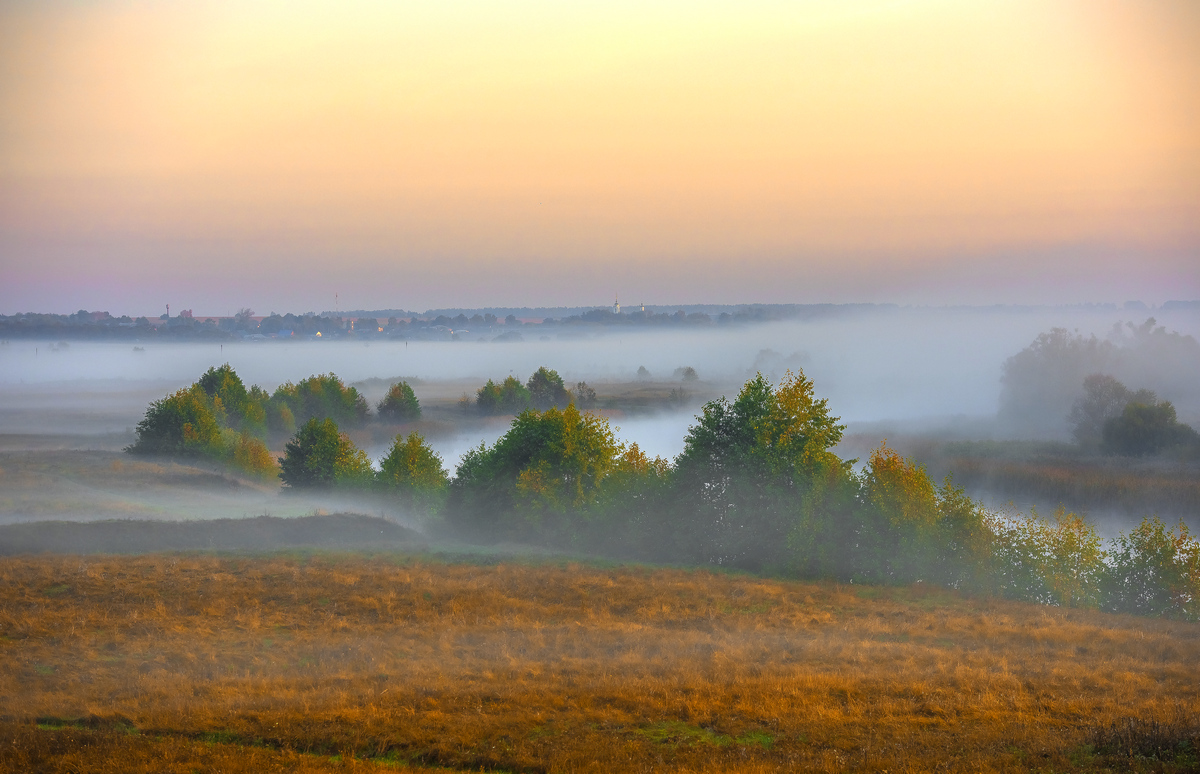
3 550 1199 772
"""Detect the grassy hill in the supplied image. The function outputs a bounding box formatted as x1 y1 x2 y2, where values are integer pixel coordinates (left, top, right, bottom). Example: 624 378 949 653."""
2 550 1197 772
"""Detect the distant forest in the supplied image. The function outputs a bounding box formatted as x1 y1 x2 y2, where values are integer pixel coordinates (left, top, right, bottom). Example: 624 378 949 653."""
4 301 1197 341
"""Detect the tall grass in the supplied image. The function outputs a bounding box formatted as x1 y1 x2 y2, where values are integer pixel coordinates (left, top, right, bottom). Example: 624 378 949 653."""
2 553 1197 772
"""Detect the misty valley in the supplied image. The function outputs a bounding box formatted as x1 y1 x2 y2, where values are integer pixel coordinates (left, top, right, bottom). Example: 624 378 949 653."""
2 305 1199 772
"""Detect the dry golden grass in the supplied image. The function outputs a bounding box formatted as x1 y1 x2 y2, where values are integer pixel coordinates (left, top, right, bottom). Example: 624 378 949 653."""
1 553 1198 772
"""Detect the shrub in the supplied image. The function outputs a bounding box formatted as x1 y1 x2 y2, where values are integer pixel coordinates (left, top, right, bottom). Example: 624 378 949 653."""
987 507 1105 608
1103 517 1200 620
231 432 279 481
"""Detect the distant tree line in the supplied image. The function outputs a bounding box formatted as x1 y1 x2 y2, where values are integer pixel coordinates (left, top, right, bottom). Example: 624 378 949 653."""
1069 374 1199 457
129 366 1200 621
1000 319 1200 441
127 364 424 479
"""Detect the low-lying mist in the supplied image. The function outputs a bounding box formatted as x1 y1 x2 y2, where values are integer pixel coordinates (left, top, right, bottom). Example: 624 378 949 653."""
6 305 1196 435
3 304 1197 536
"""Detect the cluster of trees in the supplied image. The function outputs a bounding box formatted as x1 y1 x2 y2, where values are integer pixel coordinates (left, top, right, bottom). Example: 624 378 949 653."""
130 365 1200 620
470 367 597 414
128 365 424 477
449 370 1200 619
1000 319 1200 440
1069 374 1199 456
278 419 448 511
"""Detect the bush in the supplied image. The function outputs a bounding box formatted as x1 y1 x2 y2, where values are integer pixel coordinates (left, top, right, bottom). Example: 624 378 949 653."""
376 381 421 423
231 432 279 481
987 507 1105 607
279 418 373 489
1103 517 1200 620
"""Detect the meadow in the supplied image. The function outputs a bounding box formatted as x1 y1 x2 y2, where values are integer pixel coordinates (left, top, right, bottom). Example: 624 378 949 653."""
2 551 1198 773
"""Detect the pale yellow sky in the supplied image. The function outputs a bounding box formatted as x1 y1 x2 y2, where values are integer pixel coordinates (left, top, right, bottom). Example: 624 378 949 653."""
0 0 1197 313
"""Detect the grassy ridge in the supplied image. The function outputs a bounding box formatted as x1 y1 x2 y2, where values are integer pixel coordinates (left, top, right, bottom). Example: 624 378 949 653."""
2 553 1198 772
0 513 425 555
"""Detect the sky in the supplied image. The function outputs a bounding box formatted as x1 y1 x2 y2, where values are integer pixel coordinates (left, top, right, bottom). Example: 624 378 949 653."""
1 0 1198 316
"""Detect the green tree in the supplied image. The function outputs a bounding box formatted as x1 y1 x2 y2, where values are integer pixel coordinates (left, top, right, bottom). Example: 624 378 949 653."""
527 366 570 410
378 432 449 511
475 375 531 415
447 404 622 543
573 381 598 409
271 373 369 429
999 328 1115 438
1103 516 1200 620
986 507 1105 607
279 418 373 489
672 371 850 570
1068 374 1155 449
377 381 421 423
1103 400 1197 456
196 364 250 428
127 385 223 458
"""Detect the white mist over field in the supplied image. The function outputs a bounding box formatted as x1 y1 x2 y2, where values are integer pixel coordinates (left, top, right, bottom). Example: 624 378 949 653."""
2 306 1198 466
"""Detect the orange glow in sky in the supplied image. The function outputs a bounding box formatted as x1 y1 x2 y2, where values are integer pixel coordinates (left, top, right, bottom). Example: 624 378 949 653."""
1 0 1197 313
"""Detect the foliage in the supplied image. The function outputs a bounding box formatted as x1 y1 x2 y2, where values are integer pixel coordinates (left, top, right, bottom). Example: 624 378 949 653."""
229 432 278 481
271 374 369 430
987 507 1105 608
377 432 448 512
447 404 623 543
1103 517 1200 620
127 385 224 458
1000 319 1200 440
1103 399 1198 457
526 366 570 410
279 418 373 489
672 371 849 570
1068 373 1155 449
999 328 1115 438
673 366 699 381
128 376 279 480
475 376 531 415
573 381 598 409
376 381 421 423
196 364 250 428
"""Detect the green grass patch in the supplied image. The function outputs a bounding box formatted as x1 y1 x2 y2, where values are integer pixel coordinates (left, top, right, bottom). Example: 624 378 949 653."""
637 721 730 747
